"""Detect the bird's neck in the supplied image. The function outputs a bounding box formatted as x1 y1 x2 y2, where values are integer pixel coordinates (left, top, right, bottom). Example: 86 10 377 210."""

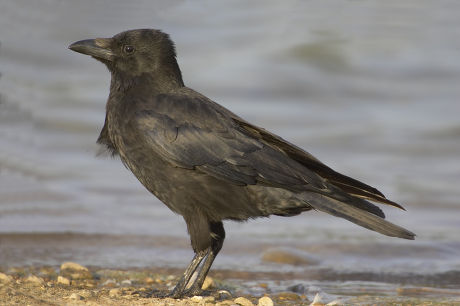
109 62 184 95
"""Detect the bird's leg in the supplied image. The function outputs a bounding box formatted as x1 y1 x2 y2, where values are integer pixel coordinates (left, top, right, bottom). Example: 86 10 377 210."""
168 249 208 298
137 250 208 298
184 221 225 296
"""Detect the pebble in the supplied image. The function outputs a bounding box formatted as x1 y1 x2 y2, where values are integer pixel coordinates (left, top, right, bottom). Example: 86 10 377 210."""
257 296 274 306
57 276 71 285
201 276 215 290
191 295 204 302
60 262 92 280
84 279 96 288
109 288 121 297
203 296 216 303
190 296 216 303
287 283 306 294
121 279 132 286
144 277 155 284
216 290 232 300
276 291 301 301
0 272 13 283
25 275 45 285
102 279 117 287
60 262 89 272
234 296 254 306
261 249 318 266
216 301 234 306
69 293 84 300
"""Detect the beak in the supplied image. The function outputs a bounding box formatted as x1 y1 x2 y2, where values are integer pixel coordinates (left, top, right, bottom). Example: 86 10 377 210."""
68 38 114 61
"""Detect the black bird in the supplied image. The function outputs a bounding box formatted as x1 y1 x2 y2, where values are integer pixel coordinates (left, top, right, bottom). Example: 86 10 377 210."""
69 29 415 298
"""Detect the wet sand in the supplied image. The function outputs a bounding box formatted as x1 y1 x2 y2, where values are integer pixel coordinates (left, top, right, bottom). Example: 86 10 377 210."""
2 233 460 305
1 262 459 305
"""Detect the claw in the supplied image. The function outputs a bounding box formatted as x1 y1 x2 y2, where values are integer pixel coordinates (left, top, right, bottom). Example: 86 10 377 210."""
133 288 186 299
132 289 165 298
183 285 204 297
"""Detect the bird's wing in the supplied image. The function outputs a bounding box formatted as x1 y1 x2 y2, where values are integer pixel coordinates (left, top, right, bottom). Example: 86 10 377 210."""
133 92 322 189
232 117 405 210
133 91 387 217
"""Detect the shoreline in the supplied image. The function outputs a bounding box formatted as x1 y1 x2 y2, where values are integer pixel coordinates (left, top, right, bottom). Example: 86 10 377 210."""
1 263 460 305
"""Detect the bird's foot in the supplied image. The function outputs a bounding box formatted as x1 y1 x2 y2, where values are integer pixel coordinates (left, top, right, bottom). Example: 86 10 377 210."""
182 285 204 297
133 287 205 299
132 289 172 298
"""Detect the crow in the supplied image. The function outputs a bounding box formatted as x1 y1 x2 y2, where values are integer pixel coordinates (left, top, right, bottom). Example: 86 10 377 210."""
69 29 415 298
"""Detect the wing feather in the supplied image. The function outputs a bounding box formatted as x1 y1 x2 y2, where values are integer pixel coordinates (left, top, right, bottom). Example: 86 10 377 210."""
233 118 405 210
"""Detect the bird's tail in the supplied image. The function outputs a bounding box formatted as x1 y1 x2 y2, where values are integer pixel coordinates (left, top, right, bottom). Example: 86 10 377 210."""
300 192 415 240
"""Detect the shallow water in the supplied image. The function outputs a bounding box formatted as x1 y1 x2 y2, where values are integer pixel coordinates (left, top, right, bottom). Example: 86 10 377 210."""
1 0 460 298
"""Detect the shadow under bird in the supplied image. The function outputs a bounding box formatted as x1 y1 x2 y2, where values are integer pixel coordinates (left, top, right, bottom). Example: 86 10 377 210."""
69 29 415 298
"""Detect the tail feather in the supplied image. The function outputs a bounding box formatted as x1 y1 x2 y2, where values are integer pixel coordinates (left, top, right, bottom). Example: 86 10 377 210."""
301 192 415 240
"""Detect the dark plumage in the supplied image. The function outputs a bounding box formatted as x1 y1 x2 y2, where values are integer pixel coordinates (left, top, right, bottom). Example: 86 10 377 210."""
69 29 415 298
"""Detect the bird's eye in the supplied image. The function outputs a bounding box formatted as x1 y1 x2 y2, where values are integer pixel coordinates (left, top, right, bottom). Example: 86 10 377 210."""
123 45 135 54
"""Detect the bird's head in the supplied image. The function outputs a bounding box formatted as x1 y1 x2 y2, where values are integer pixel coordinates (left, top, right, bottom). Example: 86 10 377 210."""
69 29 182 80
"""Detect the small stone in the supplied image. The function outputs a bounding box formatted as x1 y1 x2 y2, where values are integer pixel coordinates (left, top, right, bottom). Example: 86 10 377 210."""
121 279 132 286
257 296 274 306
25 275 45 285
287 283 305 294
201 276 215 290
262 249 318 266
191 295 204 302
277 292 301 301
60 262 92 280
234 296 254 306
69 293 84 300
57 276 71 285
216 301 234 306
216 290 232 300
0 272 13 283
102 279 117 287
61 262 88 272
109 288 121 297
203 296 215 302
258 283 268 289
144 277 155 284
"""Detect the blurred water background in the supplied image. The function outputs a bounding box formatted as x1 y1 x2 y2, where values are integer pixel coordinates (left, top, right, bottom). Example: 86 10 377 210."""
1 0 460 300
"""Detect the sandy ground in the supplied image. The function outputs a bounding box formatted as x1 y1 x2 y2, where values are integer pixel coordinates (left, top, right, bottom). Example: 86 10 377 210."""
0 263 310 306
1 263 459 305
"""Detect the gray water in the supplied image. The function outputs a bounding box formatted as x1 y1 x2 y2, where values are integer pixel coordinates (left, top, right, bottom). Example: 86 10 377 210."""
1 0 460 298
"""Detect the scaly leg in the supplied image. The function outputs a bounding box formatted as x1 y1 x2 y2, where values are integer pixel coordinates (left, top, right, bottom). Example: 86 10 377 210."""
168 249 208 298
184 221 225 296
